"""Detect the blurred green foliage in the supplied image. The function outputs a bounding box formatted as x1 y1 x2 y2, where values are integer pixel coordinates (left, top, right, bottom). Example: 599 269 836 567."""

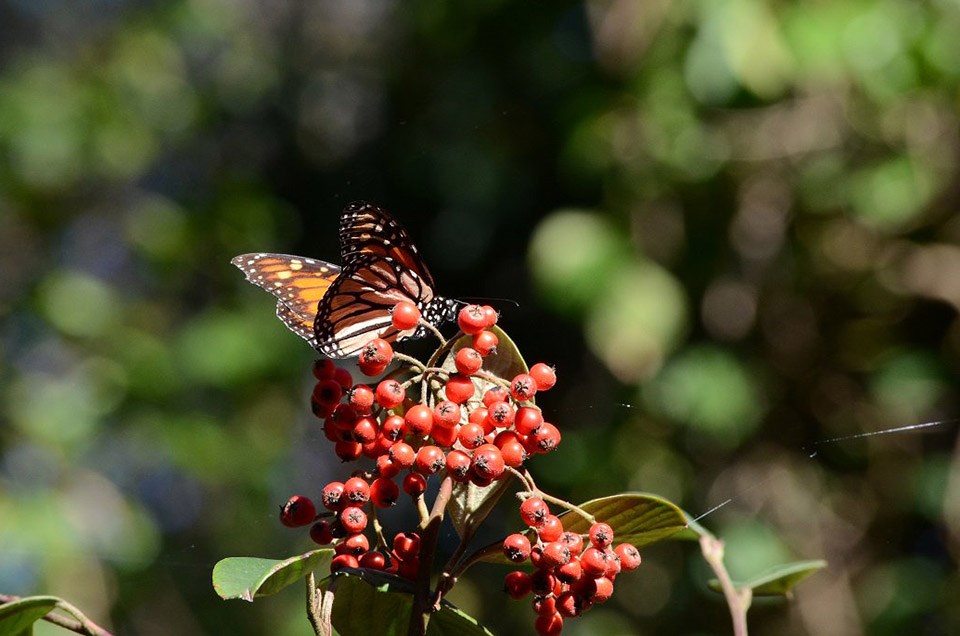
1 1 959 634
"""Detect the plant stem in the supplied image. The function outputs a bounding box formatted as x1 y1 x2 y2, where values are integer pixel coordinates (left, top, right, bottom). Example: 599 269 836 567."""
407 476 453 636
699 534 751 636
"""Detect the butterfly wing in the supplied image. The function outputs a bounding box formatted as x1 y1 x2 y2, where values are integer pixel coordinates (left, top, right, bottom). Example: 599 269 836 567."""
231 253 341 347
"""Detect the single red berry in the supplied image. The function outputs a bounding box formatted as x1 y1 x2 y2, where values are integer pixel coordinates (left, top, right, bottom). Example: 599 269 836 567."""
537 514 564 543
430 422 458 447
376 453 400 478
312 379 343 409
531 573 558 601
502 533 532 563
393 532 421 560
309 519 335 544
559 531 584 557
404 404 434 437
480 305 498 327
529 362 557 391
370 477 400 508
555 591 584 618
333 367 353 390
389 442 416 468
359 550 387 570
580 547 608 577
486 400 515 428
504 570 533 600
348 384 375 413
589 522 614 549
482 385 509 407
311 397 334 420
587 576 614 603
510 373 537 401
604 547 621 578
343 476 370 504
330 553 359 572
499 439 527 468
557 557 583 584
312 359 336 381
375 379 405 409
520 497 550 527
321 482 345 511
358 359 387 377
379 415 405 442
339 506 368 534
470 444 505 480
414 445 445 475
433 400 461 428
457 304 487 335
351 416 379 444
472 329 499 356
514 406 544 435
540 540 571 569
531 422 561 453
445 449 472 481
454 347 483 374
468 406 488 426
391 301 421 331
398 557 420 581
402 471 427 497
614 543 641 571
444 374 475 404
335 532 370 556
279 495 316 527
457 422 486 449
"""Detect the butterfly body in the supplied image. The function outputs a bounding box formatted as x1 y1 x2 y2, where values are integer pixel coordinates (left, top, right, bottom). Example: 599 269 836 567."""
232 202 457 358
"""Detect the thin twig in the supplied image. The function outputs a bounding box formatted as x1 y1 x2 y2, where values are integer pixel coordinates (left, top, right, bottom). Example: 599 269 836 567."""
699 534 751 636
0 594 114 636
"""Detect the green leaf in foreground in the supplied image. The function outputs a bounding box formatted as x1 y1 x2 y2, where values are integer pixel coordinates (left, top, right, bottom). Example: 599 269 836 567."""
483 492 686 565
707 559 827 598
0 595 60 635
213 549 334 601
326 571 494 636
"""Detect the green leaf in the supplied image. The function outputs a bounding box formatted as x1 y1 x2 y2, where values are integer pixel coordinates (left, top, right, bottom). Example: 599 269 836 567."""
708 559 828 598
482 492 687 564
213 549 334 601
443 326 527 539
0 595 60 635
325 571 493 636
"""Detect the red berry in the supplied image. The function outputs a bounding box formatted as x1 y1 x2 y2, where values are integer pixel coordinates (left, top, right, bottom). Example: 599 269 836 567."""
589 522 614 549
586 576 614 603
557 557 583 584
393 532 421 560
279 495 316 527
514 406 544 435
391 301 421 331
486 400 515 428
359 550 387 570
504 570 533 600
389 442 416 468
482 385 509 407
530 422 561 453
380 415 406 441
457 304 486 335
480 305 498 327
402 472 427 497
510 373 537 401
580 547 608 577
321 482 345 511
370 477 400 508
312 359 336 381
468 406 488 426
540 541 571 569
348 384 375 413
502 533 532 563
472 330 499 356
499 439 527 468
375 379 405 409
376 453 400 478
343 477 370 504
520 497 550 527
445 449 472 481
433 400 461 428
555 591 584 618
470 444 505 480
309 519 335 544
529 363 556 391
537 514 564 543
457 422 486 449
431 422 458 447
559 531 584 557
615 543 641 571
335 532 369 556
333 367 353 390
405 404 434 437
339 506 368 533
398 557 421 581
531 588 557 614
330 553 359 572
534 614 564 635
454 347 483 374
351 416 378 444
414 445 445 475
444 374 475 404
312 379 343 409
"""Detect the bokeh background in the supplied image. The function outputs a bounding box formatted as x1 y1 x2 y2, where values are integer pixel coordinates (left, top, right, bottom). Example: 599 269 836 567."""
1 1 959 634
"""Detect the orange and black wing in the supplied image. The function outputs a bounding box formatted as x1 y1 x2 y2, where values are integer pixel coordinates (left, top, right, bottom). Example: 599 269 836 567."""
231 253 340 347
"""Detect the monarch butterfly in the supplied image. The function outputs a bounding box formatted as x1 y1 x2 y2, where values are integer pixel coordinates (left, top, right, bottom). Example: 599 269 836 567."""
231 201 458 358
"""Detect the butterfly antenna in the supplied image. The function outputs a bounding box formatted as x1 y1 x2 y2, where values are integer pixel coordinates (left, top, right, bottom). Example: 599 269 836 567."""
456 296 521 308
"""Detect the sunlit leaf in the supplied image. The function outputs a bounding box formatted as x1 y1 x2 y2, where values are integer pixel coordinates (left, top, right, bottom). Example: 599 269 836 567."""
0 595 59 635
213 550 334 601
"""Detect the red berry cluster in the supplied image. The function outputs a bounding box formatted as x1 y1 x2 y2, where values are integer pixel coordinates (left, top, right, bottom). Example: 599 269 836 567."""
279 302 562 583
502 498 642 635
